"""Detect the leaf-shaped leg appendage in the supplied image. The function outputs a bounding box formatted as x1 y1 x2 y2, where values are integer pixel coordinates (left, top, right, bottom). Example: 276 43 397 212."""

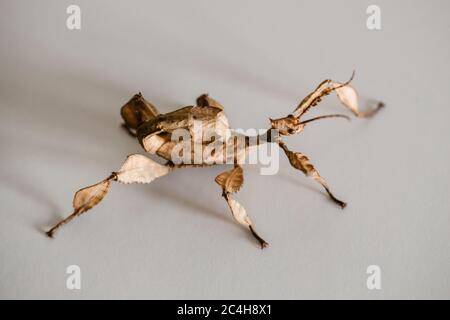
215 166 268 249
291 71 384 119
278 141 347 209
332 82 384 118
46 177 114 237
46 154 170 238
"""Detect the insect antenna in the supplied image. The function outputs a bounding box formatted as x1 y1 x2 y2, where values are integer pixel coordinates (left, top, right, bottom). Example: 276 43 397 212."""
299 114 350 125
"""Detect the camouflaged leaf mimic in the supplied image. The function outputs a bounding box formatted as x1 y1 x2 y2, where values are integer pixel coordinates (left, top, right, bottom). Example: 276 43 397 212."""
215 166 244 193
332 83 360 116
116 154 170 184
284 149 319 178
72 180 111 214
226 196 252 227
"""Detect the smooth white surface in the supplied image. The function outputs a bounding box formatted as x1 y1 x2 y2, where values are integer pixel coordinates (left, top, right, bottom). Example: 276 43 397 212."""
1 0 449 299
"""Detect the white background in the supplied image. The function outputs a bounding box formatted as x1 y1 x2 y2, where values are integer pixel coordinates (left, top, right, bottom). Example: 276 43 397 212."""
1 0 449 299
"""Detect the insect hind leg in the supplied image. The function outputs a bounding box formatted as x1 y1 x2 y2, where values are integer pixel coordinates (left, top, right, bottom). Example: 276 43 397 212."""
46 154 171 238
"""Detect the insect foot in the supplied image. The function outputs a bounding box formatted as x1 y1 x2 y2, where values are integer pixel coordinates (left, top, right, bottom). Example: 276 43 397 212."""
250 226 269 249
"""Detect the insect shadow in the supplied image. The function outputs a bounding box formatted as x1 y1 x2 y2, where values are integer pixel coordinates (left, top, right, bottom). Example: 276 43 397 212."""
0 173 60 233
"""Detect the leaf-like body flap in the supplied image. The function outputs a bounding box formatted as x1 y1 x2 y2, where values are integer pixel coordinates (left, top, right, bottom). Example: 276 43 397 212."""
332 82 360 116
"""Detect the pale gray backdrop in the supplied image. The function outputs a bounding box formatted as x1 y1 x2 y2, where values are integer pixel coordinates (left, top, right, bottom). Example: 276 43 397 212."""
1 0 449 299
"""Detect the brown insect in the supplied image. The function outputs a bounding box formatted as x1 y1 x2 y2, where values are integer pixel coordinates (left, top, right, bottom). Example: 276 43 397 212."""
46 72 384 248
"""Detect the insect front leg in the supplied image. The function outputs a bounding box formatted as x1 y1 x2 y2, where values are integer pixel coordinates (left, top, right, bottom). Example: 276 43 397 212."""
215 165 268 249
291 71 384 119
269 73 384 140
278 140 347 209
46 154 171 238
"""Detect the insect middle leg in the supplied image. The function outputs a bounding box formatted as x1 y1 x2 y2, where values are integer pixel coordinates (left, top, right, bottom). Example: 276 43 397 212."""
278 140 347 209
215 165 268 249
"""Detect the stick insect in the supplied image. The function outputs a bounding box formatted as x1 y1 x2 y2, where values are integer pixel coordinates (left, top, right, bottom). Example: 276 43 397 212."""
46 72 384 248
